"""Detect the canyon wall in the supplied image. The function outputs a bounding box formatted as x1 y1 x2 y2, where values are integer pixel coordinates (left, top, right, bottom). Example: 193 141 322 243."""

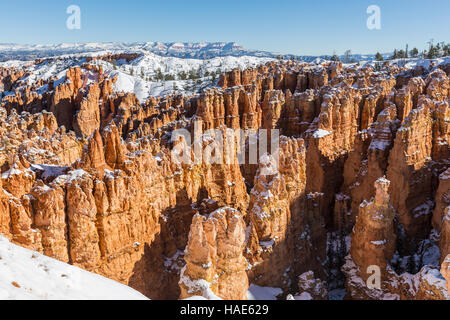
0 57 449 299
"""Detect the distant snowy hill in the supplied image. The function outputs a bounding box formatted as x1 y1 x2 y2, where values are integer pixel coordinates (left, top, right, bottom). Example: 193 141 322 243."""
0 42 275 61
0 237 148 300
0 42 389 62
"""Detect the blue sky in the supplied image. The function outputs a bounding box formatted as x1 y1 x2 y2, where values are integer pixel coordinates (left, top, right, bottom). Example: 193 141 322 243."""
0 0 448 55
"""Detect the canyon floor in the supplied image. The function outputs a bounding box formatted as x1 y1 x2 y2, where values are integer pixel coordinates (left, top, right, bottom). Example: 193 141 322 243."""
0 48 449 300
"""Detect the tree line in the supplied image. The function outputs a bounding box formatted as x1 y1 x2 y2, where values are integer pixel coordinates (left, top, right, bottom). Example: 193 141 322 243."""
301 40 450 64
375 40 450 62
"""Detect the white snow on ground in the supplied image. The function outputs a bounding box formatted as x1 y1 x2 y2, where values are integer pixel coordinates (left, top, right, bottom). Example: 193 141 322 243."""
0 50 272 102
107 53 273 100
0 234 282 301
294 292 313 300
181 285 283 300
0 60 32 68
353 56 450 70
178 265 222 300
328 289 346 300
0 236 148 300
183 295 209 300
312 129 332 139
247 285 283 300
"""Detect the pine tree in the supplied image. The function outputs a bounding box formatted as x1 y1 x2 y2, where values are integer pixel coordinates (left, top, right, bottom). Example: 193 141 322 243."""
443 43 450 57
196 66 202 78
344 50 352 63
375 52 384 61
391 49 398 60
410 47 419 58
426 39 437 59
426 44 436 59
155 68 163 81
330 52 340 62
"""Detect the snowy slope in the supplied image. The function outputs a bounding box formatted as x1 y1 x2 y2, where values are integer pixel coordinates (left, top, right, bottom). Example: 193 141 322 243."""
107 53 273 99
0 51 273 101
247 285 283 300
182 285 282 301
350 56 450 69
0 237 148 300
0 42 277 62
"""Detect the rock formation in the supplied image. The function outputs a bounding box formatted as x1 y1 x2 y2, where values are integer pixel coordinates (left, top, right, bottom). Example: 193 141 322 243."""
0 54 449 300
180 207 248 300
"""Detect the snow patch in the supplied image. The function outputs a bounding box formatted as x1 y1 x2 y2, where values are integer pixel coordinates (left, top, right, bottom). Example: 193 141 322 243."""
0 237 148 300
312 129 332 139
247 285 282 300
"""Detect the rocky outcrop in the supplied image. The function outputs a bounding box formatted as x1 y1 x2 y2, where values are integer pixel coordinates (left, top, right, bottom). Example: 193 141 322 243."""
73 82 101 138
180 207 248 300
350 177 396 281
245 154 293 289
50 67 83 130
433 169 450 264
387 104 434 246
442 255 450 295
344 177 448 300
1 55 449 301
76 130 109 178
295 271 328 300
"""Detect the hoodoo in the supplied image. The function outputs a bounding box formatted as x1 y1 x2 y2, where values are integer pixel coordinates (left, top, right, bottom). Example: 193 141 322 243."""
0 47 449 300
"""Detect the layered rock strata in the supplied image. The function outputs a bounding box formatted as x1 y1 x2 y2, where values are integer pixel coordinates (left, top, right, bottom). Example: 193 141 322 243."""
0 55 449 300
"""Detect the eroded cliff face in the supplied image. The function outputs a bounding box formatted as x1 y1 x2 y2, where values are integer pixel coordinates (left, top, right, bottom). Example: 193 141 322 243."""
343 177 448 300
349 177 397 282
0 55 449 300
180 207 248 300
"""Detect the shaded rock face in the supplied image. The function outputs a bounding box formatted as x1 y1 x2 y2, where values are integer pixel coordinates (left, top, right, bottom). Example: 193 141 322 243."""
442 255 450 296
432 169 450 260
245 154 294 289
0 56 449 300
180 208 248 300
344 178 448 300
296 271 328 300
386 104 434 247
350 177 396 282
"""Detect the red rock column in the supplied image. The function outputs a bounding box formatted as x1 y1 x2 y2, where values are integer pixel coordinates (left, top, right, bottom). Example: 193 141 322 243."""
350 177 396 281
180 207 248 300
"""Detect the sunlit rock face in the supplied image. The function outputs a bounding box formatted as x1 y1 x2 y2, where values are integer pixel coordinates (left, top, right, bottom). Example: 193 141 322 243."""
180 207 248 300
350 177 397 282
0 53 449 300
